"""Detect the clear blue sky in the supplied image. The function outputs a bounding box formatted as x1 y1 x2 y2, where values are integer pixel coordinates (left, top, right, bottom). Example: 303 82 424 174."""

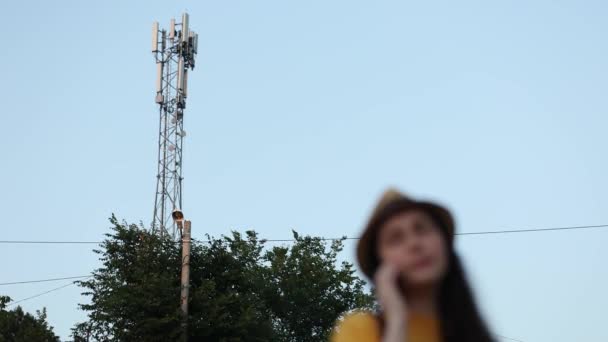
1 0 607 340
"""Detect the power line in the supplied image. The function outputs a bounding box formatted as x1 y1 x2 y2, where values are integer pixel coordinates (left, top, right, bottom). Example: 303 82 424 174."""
7 278 89 307
494 333 524 342
0 275 91 286
0 223 606 245
0 240 99 244
457 224 608 236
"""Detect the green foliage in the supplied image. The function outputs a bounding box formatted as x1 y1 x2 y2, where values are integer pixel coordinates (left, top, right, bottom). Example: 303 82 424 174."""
73 215 374 341
73 215 182 341
0 296 60 342
263 231 374 342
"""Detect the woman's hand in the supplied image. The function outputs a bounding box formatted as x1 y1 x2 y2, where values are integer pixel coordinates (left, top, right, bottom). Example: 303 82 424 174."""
375 263 408 318
375 264 407 342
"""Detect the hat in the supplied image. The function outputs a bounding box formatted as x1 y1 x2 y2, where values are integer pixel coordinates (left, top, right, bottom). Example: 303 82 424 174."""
356 188 455 280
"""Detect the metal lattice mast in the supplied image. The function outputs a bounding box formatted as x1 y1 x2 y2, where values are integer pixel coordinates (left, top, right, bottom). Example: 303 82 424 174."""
151 14 198 239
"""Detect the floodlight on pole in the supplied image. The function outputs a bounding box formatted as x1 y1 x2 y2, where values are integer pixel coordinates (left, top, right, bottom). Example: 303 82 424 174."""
172 209 185 230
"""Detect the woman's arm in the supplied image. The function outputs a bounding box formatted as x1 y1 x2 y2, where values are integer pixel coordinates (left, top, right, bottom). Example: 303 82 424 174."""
382 317 407 342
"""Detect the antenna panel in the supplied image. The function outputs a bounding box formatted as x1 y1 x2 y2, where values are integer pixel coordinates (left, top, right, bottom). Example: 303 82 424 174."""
152 22 159 52
182 13 189 43
170 18 175 39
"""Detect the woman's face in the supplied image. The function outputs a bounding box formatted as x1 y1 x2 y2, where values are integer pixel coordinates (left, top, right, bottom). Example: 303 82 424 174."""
376 209 448 288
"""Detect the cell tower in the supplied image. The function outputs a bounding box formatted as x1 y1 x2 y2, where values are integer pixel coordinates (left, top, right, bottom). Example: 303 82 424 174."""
151 13 198 239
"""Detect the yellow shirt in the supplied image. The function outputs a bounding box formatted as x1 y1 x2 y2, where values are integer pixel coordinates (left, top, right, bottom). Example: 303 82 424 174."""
331 311 440 342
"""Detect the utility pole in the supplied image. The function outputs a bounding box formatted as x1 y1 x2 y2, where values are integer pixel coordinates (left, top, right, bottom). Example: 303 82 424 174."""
180 220 192 342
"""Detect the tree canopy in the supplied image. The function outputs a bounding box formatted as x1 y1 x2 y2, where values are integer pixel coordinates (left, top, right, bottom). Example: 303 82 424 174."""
72 215 374 341
0 296 60 342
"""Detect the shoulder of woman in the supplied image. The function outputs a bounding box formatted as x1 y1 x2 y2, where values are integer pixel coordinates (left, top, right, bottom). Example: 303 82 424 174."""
331 311 381 342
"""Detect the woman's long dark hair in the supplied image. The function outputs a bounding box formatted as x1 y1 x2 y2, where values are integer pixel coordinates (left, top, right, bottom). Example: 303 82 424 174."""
437 250 494 342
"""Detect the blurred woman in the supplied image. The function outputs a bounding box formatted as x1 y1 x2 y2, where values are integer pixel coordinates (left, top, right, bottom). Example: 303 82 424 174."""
331 188 494 342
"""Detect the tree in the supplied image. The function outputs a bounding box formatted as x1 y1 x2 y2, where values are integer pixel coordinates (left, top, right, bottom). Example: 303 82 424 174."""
72 215 374 341
0 296 60 342
262 231 374 342
72 215 183 342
